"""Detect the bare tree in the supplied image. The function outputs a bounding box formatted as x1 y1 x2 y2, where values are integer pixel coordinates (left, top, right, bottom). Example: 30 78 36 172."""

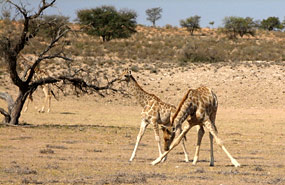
0 0 120 125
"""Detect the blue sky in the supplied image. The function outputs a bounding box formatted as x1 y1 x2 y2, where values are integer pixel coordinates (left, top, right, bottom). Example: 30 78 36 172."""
6 0 285 27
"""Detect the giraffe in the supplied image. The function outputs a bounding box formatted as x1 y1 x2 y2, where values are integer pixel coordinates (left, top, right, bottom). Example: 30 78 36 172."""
23 68 56 113
151 86 241 167
120 69 190 162
24 84 53 113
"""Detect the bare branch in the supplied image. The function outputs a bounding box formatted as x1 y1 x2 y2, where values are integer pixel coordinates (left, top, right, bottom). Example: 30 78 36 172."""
37 27 70 58
0 36 11 54
28 75 121 98
5 0 57 55
30 0 56 19
0 92 12 101
7 0 30 54
0 92 14 112
26 27 70 83
6 0 28 18
0 92 14 123
0 107 11 123
0 108 9 117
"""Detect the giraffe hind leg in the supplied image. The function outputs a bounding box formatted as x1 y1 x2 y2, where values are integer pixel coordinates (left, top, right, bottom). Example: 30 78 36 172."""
47 95 51 113
24 95 38 112
192 125 205 165
40 86 50 113
181 137 189 162
24 96 31 112
209 132 214 166
203 120 240 167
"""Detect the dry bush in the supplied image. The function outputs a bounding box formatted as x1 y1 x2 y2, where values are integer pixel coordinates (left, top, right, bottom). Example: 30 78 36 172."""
179 38 227 64
10 23 285 67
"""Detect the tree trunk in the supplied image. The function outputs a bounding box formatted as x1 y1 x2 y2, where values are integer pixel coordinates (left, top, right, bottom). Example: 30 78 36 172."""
9 91 28 125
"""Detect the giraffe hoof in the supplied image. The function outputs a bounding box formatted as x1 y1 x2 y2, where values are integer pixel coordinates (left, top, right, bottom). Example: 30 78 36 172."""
151 158 161 166
231 159 240 167
234 163 241 167
161 156 167 163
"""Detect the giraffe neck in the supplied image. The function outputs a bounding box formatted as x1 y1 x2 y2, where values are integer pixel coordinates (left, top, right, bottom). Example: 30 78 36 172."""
171 89 192 127
128 75 151 107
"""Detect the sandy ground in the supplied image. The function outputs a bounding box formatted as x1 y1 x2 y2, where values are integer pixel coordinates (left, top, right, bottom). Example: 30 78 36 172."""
0 62 285 184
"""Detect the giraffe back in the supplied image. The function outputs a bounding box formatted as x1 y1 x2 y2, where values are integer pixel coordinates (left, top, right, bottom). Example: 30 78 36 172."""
172 86 218 126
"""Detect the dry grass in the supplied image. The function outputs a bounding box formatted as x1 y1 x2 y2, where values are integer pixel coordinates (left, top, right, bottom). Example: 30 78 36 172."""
63 25 285 65
0 106 284 184
2 21 285 66
15 24 276 66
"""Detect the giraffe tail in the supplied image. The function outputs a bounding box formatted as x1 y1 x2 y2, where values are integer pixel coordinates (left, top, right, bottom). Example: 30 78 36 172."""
51 90 59 101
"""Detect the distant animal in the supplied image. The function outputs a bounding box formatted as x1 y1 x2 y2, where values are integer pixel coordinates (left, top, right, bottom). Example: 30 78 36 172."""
23 68 57 113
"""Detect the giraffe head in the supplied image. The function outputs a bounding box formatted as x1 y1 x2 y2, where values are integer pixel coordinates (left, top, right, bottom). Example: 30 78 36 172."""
161 126 176 151
119 69 133 83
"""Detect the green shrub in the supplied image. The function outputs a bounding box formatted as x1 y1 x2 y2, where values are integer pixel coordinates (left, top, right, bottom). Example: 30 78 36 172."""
260 17 282 31
222 16 256 39
164 24 173 29
77 6 137 42
180 15 201 35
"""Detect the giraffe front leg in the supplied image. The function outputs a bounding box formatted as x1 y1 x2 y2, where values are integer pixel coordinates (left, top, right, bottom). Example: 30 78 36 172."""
177 125 189 162
151 122 192 165
129 120 149 162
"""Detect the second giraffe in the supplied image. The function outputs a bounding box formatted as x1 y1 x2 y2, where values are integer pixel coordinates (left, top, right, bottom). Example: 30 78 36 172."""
151 86 241 167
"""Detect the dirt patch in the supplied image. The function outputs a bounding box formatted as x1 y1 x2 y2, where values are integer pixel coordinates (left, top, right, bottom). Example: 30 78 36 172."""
0 112 284 184
0 62 285 184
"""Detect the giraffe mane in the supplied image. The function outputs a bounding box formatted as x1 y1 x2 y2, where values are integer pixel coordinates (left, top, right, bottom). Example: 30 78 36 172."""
171 89 191 126
129 74 146 93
